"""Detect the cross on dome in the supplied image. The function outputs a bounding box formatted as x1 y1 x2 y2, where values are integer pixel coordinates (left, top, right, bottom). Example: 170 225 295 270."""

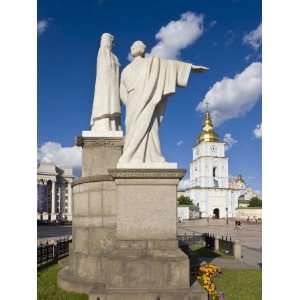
205 101 210 112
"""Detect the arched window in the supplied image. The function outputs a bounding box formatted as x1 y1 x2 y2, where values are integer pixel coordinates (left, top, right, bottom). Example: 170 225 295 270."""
213 167 217 177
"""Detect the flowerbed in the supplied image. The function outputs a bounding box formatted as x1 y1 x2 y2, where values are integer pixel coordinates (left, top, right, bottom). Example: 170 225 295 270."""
196 263 222 300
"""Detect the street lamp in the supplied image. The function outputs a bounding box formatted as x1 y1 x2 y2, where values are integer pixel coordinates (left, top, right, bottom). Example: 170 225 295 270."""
226 207 229 225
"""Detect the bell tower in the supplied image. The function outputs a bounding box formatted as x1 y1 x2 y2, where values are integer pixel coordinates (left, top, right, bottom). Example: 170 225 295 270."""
189 106 229 217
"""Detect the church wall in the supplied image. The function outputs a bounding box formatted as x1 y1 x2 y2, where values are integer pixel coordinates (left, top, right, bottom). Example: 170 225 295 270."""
235 208 262 219
177 207 190 220
190 155 229 188
188 188 234 218
231 190 243 211
207 189 230 218
189 189 206 217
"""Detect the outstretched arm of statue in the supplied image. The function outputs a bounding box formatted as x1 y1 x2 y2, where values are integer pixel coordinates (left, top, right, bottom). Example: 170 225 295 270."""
191 65 209 73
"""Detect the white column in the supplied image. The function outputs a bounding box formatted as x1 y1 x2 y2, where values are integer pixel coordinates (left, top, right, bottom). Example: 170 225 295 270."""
57 184 61 216
68 182 72 219
51 180 56 215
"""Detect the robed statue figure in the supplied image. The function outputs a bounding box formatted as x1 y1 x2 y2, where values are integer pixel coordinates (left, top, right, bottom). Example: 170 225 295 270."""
90 33 121 133
118 40 208 166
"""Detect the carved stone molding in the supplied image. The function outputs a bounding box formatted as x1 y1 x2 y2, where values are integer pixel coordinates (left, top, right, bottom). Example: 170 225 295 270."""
72 175 113 186
108 168 186 179
76 136 124 148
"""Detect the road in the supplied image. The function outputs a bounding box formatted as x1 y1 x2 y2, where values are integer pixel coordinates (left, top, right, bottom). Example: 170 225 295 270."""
37 225 72 240
38 219 262 249
37 219 262 267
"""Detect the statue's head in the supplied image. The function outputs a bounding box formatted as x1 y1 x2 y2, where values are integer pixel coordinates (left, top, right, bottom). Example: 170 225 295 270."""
101 33 114 49
130 41 146 58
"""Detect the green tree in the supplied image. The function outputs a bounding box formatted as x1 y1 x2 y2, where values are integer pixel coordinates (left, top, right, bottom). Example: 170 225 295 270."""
248 197 262 207
177 195 193 206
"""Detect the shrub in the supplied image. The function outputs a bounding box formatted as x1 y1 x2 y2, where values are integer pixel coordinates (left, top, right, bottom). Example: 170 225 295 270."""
177 195 193 206
248 197 262 207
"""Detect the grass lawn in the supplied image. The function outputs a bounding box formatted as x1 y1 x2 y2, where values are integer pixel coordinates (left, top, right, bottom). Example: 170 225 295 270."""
215 269 262 300
37 261 261 300
38 264 88 300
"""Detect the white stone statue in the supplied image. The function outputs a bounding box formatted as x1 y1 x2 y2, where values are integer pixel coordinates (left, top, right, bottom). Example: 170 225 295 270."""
83 33 122 137
118 41 208 168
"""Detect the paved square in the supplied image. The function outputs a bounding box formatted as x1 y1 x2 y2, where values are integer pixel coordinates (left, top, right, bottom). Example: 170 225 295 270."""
178 219 262 268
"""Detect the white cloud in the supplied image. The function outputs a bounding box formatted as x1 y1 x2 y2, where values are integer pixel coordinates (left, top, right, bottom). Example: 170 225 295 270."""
149 12 204 59
223 133 238 151
253 123 262 138
178 178 190 191
38 142 82 169
243 23 262 50
196 62 262 126
176 140 184 147
37 19 49 36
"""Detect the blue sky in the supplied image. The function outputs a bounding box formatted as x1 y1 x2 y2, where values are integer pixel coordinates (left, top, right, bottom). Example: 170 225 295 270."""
38 0 261 193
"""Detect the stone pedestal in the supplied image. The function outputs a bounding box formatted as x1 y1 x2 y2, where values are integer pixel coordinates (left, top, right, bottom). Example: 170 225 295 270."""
77 136 124 177
58 137 207 300
58 136 123 293
214 236 220 252
109 169 183 240
233 240 242 259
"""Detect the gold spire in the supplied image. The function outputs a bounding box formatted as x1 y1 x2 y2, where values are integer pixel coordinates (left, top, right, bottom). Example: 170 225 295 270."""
236 174 245 184
197 109 220 143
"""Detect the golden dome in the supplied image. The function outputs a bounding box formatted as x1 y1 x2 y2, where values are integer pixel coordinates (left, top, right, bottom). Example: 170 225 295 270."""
197 111 220 143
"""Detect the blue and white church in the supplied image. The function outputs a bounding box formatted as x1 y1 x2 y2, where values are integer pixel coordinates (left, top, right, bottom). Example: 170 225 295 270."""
178 110 254 218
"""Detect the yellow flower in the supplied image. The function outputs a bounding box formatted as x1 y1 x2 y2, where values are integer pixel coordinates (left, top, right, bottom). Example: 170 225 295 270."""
197 263 221 297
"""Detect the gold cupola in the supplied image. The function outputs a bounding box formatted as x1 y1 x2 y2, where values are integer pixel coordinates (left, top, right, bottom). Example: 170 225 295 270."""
197 111 220 143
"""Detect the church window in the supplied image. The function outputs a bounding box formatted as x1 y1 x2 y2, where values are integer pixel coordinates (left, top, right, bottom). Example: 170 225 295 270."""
213 167 217 177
